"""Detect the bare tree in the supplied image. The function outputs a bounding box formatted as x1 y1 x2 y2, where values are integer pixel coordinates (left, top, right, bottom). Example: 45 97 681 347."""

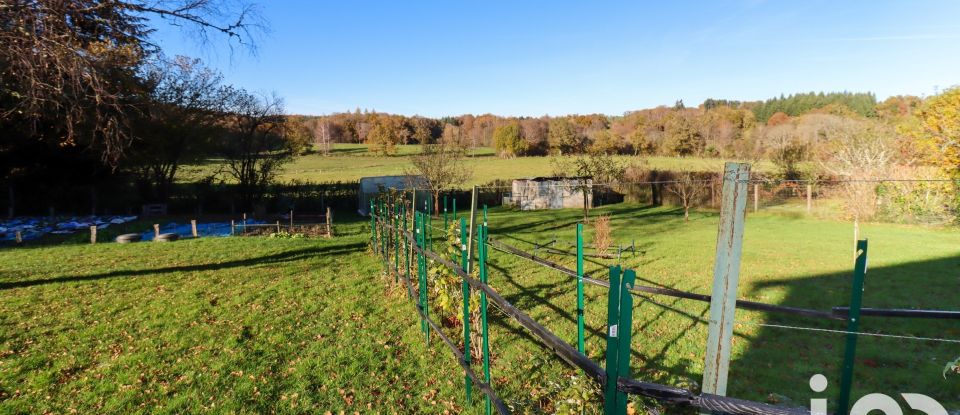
217 91 304 209
820 119 894 221
0 0 263 165
406 142 473 215
665 172 705 222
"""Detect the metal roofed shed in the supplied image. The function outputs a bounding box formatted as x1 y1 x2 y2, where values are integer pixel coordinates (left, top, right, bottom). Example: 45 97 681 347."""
358 175 429 215
508 177 593 210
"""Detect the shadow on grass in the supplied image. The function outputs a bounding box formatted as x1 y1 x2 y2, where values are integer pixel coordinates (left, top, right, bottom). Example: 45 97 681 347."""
0 242 367 290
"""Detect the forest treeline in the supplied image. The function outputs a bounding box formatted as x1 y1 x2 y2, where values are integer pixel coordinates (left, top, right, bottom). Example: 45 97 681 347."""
300 92 917 163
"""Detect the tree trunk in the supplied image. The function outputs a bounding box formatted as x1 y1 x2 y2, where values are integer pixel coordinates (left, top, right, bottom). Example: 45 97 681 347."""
433 190 440 217
684 205 690 222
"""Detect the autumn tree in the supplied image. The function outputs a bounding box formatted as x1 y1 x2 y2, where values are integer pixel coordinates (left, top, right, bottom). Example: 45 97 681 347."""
493 122 526 157
664 113 704 156
407 142 472 215
548 118 585 155
820 119 895 221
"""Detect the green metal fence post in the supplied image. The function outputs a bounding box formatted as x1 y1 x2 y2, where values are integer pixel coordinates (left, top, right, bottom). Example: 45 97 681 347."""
370 200 376 248
459 217 473 404
415 212 426 335
614 269 636 414
576 222 585 354
404 203 412 298
837 239 868 415
394 202 399 282
419 212 430 344
603 266 623 415
453 197 457 222
479 223 492 415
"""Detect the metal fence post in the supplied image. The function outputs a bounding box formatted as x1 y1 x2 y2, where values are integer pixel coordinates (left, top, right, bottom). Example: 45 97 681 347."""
576 222 585 354
479 222 492 415
837 239 868 415
394 202 400 282
615 269 636 414
459 217 473 404
702 162 751 398
603 266 623 415
419 212 430 343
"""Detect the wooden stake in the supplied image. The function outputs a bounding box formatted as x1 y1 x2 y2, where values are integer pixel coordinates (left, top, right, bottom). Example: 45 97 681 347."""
853 215 860 260
90 225 97 244
806 184 813 214
289 210 294 228
753 183 759 212
153 224 160 239
15 230 22 244
326 207 333 238
230 220 235 236
191 220 198 238
702 162 751 399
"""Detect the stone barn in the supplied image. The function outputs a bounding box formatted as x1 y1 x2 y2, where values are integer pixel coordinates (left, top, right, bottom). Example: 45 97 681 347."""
508 177 592 210
358 175 429 215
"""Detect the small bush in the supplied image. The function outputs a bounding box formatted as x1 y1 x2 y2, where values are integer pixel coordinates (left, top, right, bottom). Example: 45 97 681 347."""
593 215 612 257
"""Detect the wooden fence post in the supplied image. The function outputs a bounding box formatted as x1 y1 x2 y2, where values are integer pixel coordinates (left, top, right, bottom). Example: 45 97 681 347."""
806 184 813 214
231 220 235 236
753 183 759 212
701 162 751 399
90 226 97 244
837 239 868 415
191 220 198 238
289 210 294 228
153 224 160 239
326 207 333 237
15 231 22 244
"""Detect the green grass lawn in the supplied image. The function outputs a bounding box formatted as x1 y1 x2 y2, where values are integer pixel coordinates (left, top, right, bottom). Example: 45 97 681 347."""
182 144 777 186
2 205 958 413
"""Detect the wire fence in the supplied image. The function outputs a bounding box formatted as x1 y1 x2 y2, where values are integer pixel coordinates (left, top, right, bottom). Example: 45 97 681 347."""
367 171 960 414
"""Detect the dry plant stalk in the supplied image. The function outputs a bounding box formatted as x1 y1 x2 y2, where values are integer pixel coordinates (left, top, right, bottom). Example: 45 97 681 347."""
593 215 612 257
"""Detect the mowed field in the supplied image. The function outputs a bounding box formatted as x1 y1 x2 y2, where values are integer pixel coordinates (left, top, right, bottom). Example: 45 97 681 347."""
185 144 777 186
2 205 958 413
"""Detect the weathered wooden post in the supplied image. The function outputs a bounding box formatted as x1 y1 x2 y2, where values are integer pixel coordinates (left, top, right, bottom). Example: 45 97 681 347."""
753 183 759 212
326 207 333 237
153 224 160 239
276 220 281 233
837 239 868 415
289 210 294 228
230 220 235 236
806 184 813 214
15 231 22 244
191 220 198 238
701 162 751 400
90 226 97 244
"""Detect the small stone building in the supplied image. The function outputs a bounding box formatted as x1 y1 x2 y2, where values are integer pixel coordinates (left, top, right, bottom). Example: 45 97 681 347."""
358 175 428 215
509 177 592 211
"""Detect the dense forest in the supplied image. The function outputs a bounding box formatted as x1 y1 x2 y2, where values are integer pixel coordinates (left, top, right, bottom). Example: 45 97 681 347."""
298 92 921 163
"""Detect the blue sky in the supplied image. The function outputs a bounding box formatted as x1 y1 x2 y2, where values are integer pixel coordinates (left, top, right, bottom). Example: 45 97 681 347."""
150 0 960 117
